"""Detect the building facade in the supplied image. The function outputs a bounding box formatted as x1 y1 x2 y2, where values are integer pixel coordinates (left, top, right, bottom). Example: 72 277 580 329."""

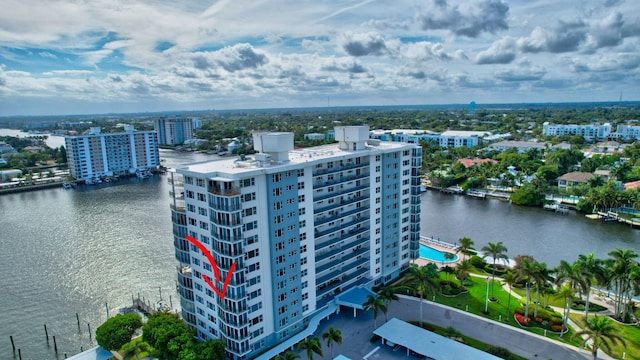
169 126 421 359
154 117 194 145
542 122 612 141
611 124 640 140
65 126 159 182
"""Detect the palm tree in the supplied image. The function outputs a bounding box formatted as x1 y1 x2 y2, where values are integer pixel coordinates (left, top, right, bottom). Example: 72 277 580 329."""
297 337 323 360
530 261 552 318
405 263 440 326
501 271 517 322
577 253 607 318
362 294 386 327
377 285 399 321
554 260 587 322
555 284 575 337
454 260 472 285
572 315 626 360
481 242 509 299
606 248 639 321
456 237 475 260
322 327 342 359
273 351 301 360
514 257 535 323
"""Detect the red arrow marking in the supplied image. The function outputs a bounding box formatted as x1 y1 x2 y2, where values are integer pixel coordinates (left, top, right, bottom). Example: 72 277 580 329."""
185 235 237 300
186 235 220 282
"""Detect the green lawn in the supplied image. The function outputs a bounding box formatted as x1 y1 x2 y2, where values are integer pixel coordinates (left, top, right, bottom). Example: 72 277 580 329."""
395 271 585 347
570 313 640 360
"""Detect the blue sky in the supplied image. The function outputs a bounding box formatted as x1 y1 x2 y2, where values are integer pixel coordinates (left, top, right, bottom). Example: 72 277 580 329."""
0 0 639 116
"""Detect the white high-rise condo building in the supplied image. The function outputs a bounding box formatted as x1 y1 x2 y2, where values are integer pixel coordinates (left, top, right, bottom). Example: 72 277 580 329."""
65 126 159 182
169 126 422 359
154 117 194 145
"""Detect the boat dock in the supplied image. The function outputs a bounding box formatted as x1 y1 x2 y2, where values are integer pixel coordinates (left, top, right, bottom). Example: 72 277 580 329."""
440 185 464 194
466 189 486 199
589 211 640 228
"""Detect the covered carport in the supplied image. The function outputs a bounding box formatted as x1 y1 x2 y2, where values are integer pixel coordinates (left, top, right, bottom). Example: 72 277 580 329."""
335 286 377 317
374 318 502 360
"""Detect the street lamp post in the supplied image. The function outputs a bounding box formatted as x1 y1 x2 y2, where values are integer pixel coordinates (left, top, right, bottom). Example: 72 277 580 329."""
484 276 490 313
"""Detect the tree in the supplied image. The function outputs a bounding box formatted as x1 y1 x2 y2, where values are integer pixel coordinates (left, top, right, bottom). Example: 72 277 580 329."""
606 248 639 321
377 285 400 321
572 316 626 360
363 294 386 327
95 313 142 351
530 261 552 319
405 263 440 326
514 257 535 324
554 260 587 335
322 327 342 359
577 253 607 318
456 237 475 260
273 351 301 360
123 341 150 360
501 271 517 322
555 284 574 337
142 310 197 360
481 242 508 299
297 337 323 360
455 260 472 285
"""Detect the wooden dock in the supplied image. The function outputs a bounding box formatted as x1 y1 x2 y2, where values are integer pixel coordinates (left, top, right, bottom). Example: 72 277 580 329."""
590 211 640 228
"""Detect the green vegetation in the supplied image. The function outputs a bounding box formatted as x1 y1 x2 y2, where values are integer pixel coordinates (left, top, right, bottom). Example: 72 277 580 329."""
141 310 225 360
388 244 640 358
95 313 142 351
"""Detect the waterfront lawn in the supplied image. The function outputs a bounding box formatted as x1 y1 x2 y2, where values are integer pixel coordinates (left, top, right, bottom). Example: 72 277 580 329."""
569 313 640 360
418 273 582 346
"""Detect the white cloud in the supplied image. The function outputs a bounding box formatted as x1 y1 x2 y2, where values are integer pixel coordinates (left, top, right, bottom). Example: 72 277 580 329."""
0 0 639 115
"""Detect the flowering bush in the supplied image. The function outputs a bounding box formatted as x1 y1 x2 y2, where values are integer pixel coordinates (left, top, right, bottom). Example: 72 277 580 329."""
515 313 530 326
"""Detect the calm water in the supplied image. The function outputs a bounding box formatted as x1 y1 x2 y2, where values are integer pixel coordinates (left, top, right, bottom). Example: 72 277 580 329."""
420 190 638 266
0 150 638 359
0 150 217 360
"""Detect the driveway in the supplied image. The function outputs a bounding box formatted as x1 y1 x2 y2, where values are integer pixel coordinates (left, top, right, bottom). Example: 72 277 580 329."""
311 295 594 360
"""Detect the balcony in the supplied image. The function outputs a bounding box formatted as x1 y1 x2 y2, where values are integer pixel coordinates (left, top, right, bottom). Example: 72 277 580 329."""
312 161 369 178
313 182 369 202
208 184 241 197
315 208 369 226
315 216 369 238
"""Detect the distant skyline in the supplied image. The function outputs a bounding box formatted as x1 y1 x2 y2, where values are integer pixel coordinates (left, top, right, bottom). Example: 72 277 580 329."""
1 0 639 116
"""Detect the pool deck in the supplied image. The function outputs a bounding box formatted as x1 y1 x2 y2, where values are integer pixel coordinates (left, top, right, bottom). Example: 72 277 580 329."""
413 236 463 268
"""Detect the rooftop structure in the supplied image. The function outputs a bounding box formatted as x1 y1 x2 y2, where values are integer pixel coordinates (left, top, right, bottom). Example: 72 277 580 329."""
169 125 422 359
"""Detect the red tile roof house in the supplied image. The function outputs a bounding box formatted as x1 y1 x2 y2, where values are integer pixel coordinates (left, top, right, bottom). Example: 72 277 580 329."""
624 180 640 190
557 172 595 190
457 158 498 168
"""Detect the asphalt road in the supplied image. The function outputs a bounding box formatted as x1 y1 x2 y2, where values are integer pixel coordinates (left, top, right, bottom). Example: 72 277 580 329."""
311 295 595 360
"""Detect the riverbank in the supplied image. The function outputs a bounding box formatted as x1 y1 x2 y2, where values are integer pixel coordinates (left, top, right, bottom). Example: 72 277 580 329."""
0 179 64 194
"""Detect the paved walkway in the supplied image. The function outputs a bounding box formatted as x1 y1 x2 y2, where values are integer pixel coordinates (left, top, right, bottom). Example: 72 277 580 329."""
309 295 595 360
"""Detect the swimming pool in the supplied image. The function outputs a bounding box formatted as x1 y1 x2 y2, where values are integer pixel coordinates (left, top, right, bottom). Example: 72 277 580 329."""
419 244 458 262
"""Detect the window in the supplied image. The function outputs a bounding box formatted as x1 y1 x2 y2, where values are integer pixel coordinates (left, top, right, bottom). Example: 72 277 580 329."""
299 208 306 215
298 195 305 202
197 193 206 201
273 201 283 210
244 193 256 202
198 207 207 216
298 182 305 190
272 174 282 182
275 215 284 224
197 178 205 187
273 187 282 196
275 241 285 251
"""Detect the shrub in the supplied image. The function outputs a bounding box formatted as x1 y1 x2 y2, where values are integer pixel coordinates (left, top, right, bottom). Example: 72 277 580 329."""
484 264 508 275
487 345 517 359
470 255 485 268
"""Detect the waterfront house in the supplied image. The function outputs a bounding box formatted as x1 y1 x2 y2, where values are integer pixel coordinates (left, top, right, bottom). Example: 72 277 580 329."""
557 172 594 190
